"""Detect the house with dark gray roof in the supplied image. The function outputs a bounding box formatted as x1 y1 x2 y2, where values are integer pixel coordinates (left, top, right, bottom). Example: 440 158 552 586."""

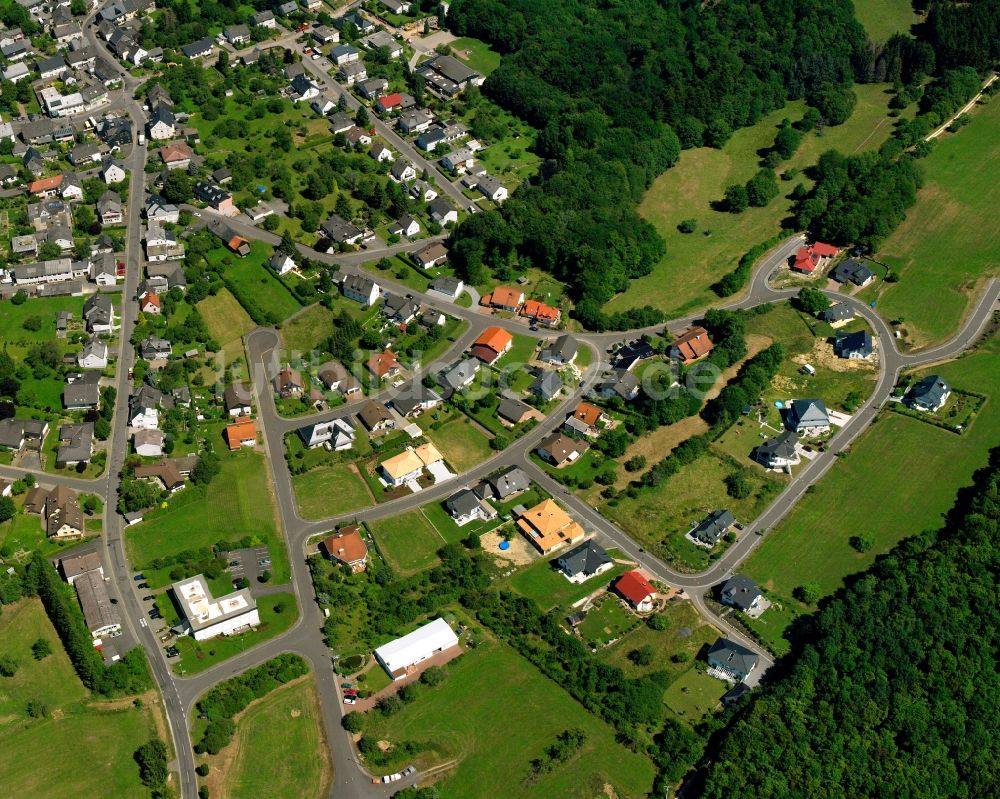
556 539 612 584
707 637 759 682
834 330 874 360
754 430 799 469
497 394 536 426
595 370 639 401
821 302 854 324
357 400 394 432
907 375 951 413
444 487 496 526
390 383 441 418
488 466 531 500
439 359 480 392
784 399 830 436
530 371 563 402
720 575 762 613
690 509 735 547
830 258 875 287
56 423 94 467
539 335 578 366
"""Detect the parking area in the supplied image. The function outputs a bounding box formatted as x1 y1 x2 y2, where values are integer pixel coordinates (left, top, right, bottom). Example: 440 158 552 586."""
224 546 272 589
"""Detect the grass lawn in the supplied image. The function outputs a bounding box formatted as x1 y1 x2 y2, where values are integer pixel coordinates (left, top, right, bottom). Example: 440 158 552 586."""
602 600 720 685
279 302 336 354
0 599 162 798
0 510 83 561
872 96 1000 348
0 295 85 358
497 333 539 368
368 510 446 575
209 241 303 323
663 669 728 723
360 643 656 799
172 594 297 675
609 84 903 317
424 416 493 472
126 451 289 585
576 596 638 647
292 462 374 519
507 552 629 611
198 288 255 358
602 450 782 569
420 499 500 545
206 676 330 799
450 36 501 75
743 329 1000 649
853 0 920 41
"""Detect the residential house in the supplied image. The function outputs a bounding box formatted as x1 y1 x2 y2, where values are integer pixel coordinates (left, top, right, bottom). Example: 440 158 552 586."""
312 24 339 44
357 77 388 100
223 383 253 417
908 375 951 413
516 498 585 555
298 418 356 450
382 293 420 324
497 394 537 426
834 330 874 360
250 10 276 27
488 466 531 500
388 214 420 238
690 509 736 547
530 371 563 402
539 335 578 366
428 275 463 302
391 383 442 418
194 181 234 213
134 461 185 492
274 366 304 398
63 378 100 410
415 242 449 270
180 37 214 59
439 359 480 392
147 106 175 140
444 487 496 527
100 156 127 183
158 141 193 170
330 44 360 65
328 112 355 134
140 336 171 361
556 539 612 583
477 173 507 202
291 74 320 100
83 294 115 333
830 258 875 287
370 142 394 162
707 638 759 682
322 214 364 246
470 326 513 365
339 60 367 86
428 197 457 225
224 24 251 45
44 486 85 540
367 349 400 382
225 417 257 450
269 252 295 275
145 194 180 223
565 402 606 438
519 299 561 327
671 326 714 364
357 400 395 432
537 432 589 468
399 108 434 134
138 291 161 314
321 527 368 572
389 158 416 183
56 422 94 469
341 273 380 305
791 241 839 274
821 302 854 325
754 430 800 469
481 285 524 312
612 339 655 371
0 419 48 451
784 399 831 436
133 428 165 457
344 126 372 147
97 190 123 225
206 219 249 255
720 575 763 614
379 442 445 487
376 92 404 114
317 361 361 396
77 337 108 369
69 141 102 166
441 147 474 173
613 570 657 612
128 386 162 428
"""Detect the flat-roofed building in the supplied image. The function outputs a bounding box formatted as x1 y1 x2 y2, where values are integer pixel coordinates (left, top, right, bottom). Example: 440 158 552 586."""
374 617 459 680
171 574 260 641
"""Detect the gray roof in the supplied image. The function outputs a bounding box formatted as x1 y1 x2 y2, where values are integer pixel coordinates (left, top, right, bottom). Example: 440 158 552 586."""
497 394 533 424
557 539 611 578
57 423 93 464
834 330 873 358
830 258 875 286
63 381 100 408
707 637 759 679
440 359 479 390
720 574 762 612
756 429 798 462
786 399 830 432
530 370 563 401
692 509 735 546
540 334 578 363
429 276 462 296
909 375 950 410
224 383 252 410
488 466 530 499
76 570 120 635
445 487 481 518
821 302 854 322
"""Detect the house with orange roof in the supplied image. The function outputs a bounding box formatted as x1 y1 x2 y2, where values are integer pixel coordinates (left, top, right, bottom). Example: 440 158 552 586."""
613 570 657 612
378 442 445 487
321 526 368 572
520 299 561 327
515 498 585 555
470 326 513 365
480 285 524 312
367 349 400 382
158 141 193 170
791 241 839 274
28 174 63 198
139 291 161 314
670 326 713 365
564 401 607 438
225 417 257 451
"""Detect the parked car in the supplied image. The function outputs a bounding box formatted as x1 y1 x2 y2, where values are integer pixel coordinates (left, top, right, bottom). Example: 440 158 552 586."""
402 766 416 776
343 696 356 705
138 582 149 589
133 573 145 581
258 558 271 567
143 595 155 601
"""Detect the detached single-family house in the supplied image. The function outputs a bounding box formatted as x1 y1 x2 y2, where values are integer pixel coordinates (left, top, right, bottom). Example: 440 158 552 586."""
444 487 496 527
100 157 127 184
488 466 531 500
539 335 578 366
497 394 537 426
56 423 93 467
613 570 656 612
707 638 759 682
784 399 830 436
390 158 416 183
223 383 253 417
428 275 463 302
269 252 295 275
556 539 612 583
331 43 360 65
388 214 420 238
357 400 395 432
720 575 763 614
834 330 874 360
339 61 367 86
671 326 714 364
133 428 165 458
391 383 441 418
754 430 800 469
370 142 394 162
322 215 365 246
274 366 304 398
321 526 368 572
439 359 480 392
516 498 585 555
470 326 513 365
317 361 361 396
77 337 108 369
367 349 400 382
415 242 449 270
225 417 257 450
530 371 563 402
298 418 356 450
565 402 606 438
830 258 875 287
690 509 736 547
97 190 124 225
481 285 524 312
428 197 458 225
821 302 854 325
520 299 560 327
537 433 589 468
908 375 951 413
791 241 839 274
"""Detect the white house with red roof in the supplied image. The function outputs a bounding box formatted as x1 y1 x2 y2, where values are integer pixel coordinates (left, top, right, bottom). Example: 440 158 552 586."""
791 241 839 274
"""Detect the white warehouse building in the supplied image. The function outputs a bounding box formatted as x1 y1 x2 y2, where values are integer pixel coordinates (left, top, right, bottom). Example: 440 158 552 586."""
172 575 260 641
374 617 460 680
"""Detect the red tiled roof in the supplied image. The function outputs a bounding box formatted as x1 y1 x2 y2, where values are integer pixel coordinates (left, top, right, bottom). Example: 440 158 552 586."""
572 402 603 428
520 299 560 322
159 142 192 163
140 291 161 309
28 175 63 193
378 92 402 109
483 286 524 309
672 326 713 363
471 326 513 361
614 570 655 605
811 242 839 257
322 526 368 564
368 349 399 377
225 418 257 450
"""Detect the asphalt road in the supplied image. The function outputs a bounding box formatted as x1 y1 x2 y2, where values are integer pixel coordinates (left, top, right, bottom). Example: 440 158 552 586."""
29 17 1000 799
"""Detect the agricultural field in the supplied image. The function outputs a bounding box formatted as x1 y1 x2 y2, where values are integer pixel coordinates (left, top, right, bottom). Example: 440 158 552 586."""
0 599 164 799
424 416 494 472
292 461 374 520
742 329 1000 653
358 643 656 799
368 510 446 575
853 0 920 41
609 84 905 317
203 676 331 799
872 97 1000 348
125 451 290 585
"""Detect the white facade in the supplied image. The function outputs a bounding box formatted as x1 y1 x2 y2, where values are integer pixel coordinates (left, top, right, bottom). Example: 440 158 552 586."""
374 618 459 679
173 575 260 642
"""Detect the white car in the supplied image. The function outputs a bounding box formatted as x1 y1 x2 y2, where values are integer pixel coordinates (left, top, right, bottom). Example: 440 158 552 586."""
343 696 356 705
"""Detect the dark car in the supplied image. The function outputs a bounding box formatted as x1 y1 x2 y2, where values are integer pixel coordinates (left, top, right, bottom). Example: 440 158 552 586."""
138 582 149 589
133 573 145 581
143 595 155 601
229 560 240 567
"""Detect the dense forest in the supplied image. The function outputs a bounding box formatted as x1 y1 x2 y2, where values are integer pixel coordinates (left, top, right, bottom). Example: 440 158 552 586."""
693 446 1000 797
444 0 1000 327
